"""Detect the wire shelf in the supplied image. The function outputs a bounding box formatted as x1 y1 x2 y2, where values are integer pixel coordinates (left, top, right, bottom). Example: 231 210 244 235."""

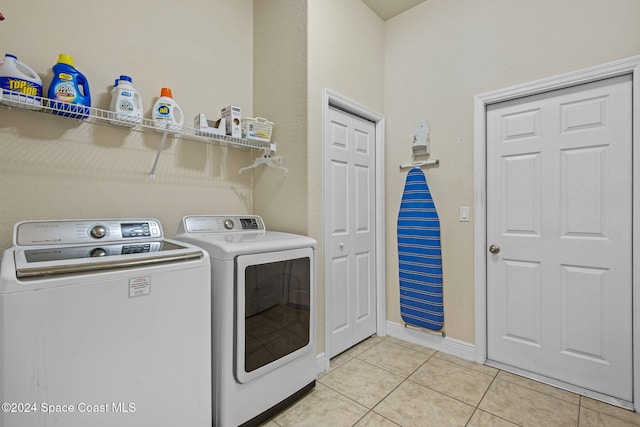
0 90 272 152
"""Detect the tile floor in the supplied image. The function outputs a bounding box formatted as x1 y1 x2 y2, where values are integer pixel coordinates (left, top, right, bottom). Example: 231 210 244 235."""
261 335 640 427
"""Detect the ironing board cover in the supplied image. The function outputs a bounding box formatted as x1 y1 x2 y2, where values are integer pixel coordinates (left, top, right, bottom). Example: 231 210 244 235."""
397 167 444 331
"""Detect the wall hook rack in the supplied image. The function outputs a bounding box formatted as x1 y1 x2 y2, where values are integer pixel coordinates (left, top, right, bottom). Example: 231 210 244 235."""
399 120 439 169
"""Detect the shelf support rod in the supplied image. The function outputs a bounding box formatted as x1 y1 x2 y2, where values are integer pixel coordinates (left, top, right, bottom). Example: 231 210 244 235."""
149 129 170 179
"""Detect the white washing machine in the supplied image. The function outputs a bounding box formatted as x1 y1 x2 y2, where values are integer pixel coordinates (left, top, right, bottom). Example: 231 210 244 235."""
175 215 317 427
0 219 212 427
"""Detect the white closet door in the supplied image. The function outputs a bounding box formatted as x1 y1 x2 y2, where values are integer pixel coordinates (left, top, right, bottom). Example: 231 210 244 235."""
326 106 377 358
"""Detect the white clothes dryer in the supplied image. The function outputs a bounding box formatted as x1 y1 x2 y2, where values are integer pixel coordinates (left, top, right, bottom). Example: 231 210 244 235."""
0 218 211 427
175 215 317 427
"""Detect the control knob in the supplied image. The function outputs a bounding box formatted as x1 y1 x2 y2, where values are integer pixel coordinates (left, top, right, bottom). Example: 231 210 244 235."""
90 225 107 239
90 248 107 257
224 219 235 230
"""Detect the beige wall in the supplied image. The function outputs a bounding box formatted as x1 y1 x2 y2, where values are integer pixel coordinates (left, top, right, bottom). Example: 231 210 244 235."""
253 0 308 236
307 0 385 354
384 0 640 343
0 0 255 249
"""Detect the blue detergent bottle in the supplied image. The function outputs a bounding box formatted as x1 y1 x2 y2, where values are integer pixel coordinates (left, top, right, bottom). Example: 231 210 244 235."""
47 53 91 119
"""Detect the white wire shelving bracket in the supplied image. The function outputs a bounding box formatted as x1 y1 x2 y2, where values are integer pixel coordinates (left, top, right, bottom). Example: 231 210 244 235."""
0 91 275 179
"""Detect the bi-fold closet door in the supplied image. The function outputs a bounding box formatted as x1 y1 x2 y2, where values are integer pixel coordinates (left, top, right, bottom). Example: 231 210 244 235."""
326 106 377 359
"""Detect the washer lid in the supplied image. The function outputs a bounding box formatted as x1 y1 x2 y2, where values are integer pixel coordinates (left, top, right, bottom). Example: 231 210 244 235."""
12 239 203 279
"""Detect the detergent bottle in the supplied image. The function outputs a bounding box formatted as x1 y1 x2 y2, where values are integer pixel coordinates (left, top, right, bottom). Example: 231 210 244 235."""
109 75 143 126
0 53 43 110
152 87 184 132
47 54 91 119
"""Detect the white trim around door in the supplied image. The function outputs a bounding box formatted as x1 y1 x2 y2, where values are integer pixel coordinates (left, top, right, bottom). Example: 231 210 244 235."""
322 89 386 371
474 55 640 411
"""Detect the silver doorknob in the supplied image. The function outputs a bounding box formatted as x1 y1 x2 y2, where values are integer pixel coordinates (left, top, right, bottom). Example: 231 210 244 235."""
489 244 500 254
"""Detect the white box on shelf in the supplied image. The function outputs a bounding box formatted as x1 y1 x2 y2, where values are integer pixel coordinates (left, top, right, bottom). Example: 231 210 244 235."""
221 105 241 138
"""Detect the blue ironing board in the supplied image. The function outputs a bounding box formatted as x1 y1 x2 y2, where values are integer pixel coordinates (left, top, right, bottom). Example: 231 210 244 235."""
397 167 444 331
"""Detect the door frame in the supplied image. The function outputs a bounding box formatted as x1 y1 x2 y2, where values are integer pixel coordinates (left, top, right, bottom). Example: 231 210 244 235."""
473 56 640 410
322 89 386 369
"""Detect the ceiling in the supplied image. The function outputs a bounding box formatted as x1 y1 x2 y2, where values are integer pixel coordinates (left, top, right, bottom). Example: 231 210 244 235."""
361 0 427 21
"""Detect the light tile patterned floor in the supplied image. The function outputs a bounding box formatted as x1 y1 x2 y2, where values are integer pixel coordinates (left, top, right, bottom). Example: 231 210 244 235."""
261 335 640 427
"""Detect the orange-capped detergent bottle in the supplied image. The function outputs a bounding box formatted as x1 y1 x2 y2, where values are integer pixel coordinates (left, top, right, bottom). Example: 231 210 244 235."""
152 87 184 132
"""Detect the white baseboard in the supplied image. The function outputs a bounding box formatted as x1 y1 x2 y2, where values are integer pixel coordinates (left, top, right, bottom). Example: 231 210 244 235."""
385 321 476 362
316 352 326 375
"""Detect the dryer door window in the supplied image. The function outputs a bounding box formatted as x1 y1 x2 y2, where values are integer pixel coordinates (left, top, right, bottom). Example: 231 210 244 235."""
235 247 314 383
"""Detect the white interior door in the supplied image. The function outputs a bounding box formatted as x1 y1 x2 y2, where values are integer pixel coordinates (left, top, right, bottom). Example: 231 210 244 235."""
326 106 377 359
486 75 633 401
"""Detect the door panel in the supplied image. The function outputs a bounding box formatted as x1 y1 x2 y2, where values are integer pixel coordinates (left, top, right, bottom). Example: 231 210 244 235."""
486 75 632 401
502 259 541 346
327 107 376 358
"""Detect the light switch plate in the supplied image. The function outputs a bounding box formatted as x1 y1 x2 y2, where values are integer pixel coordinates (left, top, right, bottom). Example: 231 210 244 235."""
459 206 470 222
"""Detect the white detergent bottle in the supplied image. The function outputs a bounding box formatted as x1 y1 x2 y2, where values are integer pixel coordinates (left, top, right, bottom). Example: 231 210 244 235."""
0 53 43 110
109 75 143 126
152 87 184 132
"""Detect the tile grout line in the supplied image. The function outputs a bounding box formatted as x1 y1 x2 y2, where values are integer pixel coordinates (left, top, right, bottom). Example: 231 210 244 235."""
495 374 580 406
465 371 525 427
577 395 582 427
400 351 496 413
462 372 499 427
346 343 439 427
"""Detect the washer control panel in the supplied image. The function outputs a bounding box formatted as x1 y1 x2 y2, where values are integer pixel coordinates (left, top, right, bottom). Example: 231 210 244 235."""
181 215 265 234
15 219 163 246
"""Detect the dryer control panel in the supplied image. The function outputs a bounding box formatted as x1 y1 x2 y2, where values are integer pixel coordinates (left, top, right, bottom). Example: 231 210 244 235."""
14 219 163 246
180 215 265 234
